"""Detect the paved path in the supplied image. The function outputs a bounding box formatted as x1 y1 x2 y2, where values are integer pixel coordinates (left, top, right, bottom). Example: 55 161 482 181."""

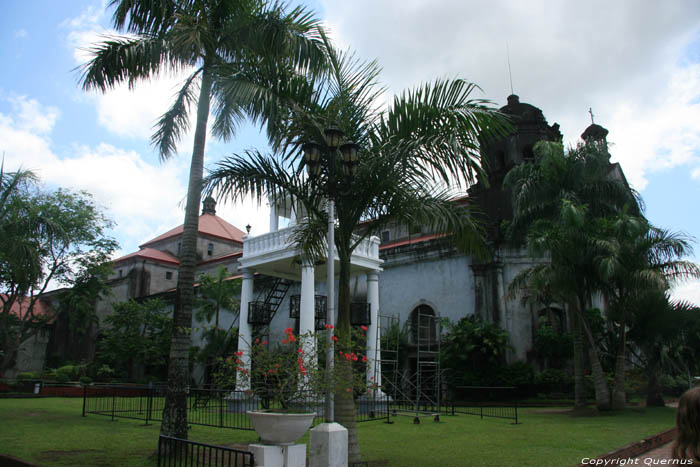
634 442 674 463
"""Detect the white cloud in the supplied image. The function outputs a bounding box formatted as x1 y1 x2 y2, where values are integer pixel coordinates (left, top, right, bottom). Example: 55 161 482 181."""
671 279 700 307
64 3 197 144
14 29 27 39
321 0 700 192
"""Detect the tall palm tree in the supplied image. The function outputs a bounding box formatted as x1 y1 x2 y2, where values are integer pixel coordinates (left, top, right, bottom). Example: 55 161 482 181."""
596 213 699 409
205 38 508 462
78 0 326 439
504 140 639 411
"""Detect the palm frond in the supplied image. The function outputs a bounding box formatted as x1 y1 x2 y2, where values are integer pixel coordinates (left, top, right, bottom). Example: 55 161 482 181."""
78 34 185 92
151 67 202 160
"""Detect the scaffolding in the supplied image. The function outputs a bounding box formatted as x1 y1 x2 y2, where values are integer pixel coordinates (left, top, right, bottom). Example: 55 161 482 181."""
376 311 442 424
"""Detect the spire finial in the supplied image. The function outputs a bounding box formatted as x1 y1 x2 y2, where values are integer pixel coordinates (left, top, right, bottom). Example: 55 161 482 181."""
506 41 514 96
588 107 595 124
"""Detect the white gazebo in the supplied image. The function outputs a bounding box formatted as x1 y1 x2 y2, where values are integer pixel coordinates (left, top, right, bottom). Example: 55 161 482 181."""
237 196 384 387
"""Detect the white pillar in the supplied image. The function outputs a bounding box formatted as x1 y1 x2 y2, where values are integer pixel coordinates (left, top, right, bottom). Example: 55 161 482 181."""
366 270 381 388
238 268 254 389
269 200 279 232
299 261 316 357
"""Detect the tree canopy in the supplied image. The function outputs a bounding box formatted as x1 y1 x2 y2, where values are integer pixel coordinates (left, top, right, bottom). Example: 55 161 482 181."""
0 165 117 374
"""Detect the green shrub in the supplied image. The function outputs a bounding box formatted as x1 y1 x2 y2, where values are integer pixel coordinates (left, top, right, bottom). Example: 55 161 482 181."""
534 368 573 396
55 373 70 383
96 364 115 382
17 372 37 380
56 365 78 379
41 370 57 381
79 376 93 385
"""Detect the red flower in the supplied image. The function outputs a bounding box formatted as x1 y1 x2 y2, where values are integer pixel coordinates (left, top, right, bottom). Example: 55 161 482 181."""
361 325 368 331
361 355 368 362
331 336 338 342
297 348 304 354
282 339 288 344
284 327 293 335
352 355 358 362
255 338 260 344
262 341 267 345
344 353 351 361
324 324 334 329
345 387 351 393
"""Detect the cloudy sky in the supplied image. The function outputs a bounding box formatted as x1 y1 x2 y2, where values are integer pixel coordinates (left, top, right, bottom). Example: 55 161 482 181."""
2 0 699 303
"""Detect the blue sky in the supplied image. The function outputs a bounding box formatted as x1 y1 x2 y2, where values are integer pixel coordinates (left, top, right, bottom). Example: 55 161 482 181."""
2 0 700 304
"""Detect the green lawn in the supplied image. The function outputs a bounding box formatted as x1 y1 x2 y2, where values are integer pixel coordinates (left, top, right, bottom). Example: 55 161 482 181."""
0 397 676 466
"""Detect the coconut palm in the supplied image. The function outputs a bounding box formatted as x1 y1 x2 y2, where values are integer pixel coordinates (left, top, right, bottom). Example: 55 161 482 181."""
78 0 326 439
504 140 639 410
205 38 508 462
596 213 699 409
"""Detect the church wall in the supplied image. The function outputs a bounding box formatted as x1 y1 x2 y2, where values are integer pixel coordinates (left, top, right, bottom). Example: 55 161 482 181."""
378 255 474 325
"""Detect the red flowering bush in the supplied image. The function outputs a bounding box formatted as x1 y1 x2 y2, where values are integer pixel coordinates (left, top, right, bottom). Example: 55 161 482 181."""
216 326 372 410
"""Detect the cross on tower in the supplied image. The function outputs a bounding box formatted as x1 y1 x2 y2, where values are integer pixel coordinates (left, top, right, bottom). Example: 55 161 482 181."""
588 107 595 124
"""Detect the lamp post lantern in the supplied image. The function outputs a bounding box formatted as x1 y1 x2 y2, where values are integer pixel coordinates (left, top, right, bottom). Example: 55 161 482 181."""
303 126 358 422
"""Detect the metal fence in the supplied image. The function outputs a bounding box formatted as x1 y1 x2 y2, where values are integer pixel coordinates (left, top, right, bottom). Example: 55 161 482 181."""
157 435 254 467
445 386 519 424
82 384 390 429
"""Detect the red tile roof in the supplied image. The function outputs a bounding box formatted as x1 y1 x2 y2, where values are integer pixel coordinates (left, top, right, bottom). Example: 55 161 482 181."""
140 213 246 248
379 233 448 250
112 247 180 266
1 294 51 321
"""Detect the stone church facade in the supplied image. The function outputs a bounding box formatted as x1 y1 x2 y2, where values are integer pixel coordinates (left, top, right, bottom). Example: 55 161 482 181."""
14 95 622 380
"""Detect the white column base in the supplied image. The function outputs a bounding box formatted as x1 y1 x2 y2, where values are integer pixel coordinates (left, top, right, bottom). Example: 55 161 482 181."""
250 443 306 467
309 423 348 467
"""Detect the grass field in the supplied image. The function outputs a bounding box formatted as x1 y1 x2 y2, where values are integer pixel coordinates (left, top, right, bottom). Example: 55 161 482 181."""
0 397 677 466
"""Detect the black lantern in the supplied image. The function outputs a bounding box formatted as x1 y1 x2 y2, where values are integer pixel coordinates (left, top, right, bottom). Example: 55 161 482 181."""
303 142 322 177
323 125 344 150
340 142 359 177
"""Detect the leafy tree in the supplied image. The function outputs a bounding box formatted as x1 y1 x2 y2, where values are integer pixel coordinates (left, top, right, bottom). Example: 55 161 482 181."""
627 291 700 406
79 0 326 438
205 36 508 461
505 140 638 410
98 299 172 380
441 316 510 386
596 213 699 409
0 167 117 374
194 266 240 383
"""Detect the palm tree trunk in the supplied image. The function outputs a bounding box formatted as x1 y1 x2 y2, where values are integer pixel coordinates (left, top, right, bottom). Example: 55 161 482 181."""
577 298 611 411
572 311 586 408
611 308 627 410
161 68 212 439
334 249 362 464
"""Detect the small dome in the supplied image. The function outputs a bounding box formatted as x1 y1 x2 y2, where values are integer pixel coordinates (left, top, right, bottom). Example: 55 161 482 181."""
202 196 217 215
500 94 546 124
581 123 609 142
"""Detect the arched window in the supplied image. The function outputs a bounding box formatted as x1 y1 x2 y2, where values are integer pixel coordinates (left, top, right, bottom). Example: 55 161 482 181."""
410 304 437 346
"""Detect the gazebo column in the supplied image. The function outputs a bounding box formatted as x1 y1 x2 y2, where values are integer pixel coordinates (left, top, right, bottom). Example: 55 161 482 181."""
299 261 315 353
366 270 381 388
269 200 278 232
237 268 254 389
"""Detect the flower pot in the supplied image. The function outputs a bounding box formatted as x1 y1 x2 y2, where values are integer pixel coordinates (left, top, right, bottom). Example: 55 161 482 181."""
247 410 315 445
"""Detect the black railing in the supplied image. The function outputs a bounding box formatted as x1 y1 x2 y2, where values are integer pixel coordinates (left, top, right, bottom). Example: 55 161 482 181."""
248 302 274 325
82 384 389 428
158 435 253 467
289 294 327 320
445 386 519 424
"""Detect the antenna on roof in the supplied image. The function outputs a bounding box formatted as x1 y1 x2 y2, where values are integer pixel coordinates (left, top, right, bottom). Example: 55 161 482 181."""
506 41 514 95
588 107 595 124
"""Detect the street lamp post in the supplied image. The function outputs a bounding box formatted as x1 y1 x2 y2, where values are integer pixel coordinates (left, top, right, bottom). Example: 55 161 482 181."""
303 126 358 422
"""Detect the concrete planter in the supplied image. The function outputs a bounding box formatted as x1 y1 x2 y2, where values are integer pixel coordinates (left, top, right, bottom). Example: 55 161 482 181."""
247 411 315 445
